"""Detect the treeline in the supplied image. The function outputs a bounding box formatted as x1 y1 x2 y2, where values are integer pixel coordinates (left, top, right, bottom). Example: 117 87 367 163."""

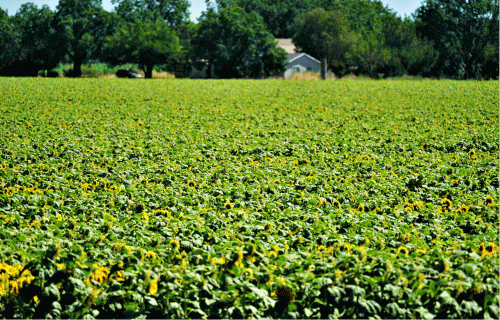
0 0 498 79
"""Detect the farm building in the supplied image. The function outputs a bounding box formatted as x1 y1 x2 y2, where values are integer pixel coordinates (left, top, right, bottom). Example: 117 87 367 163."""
276 38 321 79
283 53 321 79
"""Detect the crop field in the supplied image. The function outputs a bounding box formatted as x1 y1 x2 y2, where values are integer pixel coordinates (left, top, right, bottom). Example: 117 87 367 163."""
0 78 498 319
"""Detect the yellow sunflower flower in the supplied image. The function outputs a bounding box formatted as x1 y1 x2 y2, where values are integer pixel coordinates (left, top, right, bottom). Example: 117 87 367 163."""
148 278 158 295
145 250 156 259
395 246 409 256
169 239 180 251
485 196 494 207
441 198 452 210
224 201 234 210
91 264 110 284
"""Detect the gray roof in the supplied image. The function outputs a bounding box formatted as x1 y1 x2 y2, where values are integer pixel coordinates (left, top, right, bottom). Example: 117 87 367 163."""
287 53 302 61
287 52 321 64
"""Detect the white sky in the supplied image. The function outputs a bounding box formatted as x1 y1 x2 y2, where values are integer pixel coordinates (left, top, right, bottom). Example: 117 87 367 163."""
1 0 424 21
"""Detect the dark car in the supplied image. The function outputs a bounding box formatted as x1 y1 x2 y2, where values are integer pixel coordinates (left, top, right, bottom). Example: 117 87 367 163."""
116 69 144 78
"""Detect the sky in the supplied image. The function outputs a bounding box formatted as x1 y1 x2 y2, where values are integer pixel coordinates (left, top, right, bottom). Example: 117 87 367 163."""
1 0 424 21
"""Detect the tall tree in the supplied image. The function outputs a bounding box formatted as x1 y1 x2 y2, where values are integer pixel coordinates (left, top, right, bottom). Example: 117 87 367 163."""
101 19 182 78
292 8 356 78
12 3 65 76
381 16 438 77
191 6 288 78
54 0 115 77
415 0 499 78
349 33 391 78
112 0 190 28
327 0 393 38
216 0 320 38
0 9 19 74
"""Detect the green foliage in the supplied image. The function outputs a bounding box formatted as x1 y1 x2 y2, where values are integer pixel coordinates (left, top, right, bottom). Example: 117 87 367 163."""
326 0 429 77
382 17 438 77
291 8 356 75
0 78 498 318
349 32 391 78
327 0 394 38
102 19 181 78
11 3 64 76
112 0 190 28
216 0 321 38
0 8 19 72
415 0 499 79
54 0 116 77
191 6 287 78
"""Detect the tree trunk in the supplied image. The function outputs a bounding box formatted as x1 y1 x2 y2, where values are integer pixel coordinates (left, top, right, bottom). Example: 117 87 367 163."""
321 57 327 80
73 58 83 77
145 63 154 78
207 61 213 79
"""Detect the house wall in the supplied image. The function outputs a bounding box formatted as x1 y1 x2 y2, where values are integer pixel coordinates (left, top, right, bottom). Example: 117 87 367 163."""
188 65 209 78
174 62 215 79
284 55 321 79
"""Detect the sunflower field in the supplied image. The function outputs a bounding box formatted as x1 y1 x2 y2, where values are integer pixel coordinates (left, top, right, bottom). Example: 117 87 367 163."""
0 78 498 319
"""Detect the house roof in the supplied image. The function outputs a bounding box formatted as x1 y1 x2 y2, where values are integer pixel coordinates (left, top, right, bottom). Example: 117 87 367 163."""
276 38 296 53
287 52 321 64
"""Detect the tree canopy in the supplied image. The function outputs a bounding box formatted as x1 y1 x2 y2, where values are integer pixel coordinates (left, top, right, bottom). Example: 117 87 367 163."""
102 19 181 78
292 8 356 76
0 9 19 73
216 0 321 38
12 3 64 76
54 0 116 77
191 6 287 78
415 0 499 79
112 0 190 28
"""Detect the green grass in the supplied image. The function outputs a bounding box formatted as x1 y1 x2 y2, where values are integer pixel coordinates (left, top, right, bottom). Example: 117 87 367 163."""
0 78 498 319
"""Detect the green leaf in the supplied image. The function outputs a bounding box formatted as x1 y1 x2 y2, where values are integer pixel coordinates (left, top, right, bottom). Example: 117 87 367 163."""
144 296 158 306
304 308 313 317
123 302 137 312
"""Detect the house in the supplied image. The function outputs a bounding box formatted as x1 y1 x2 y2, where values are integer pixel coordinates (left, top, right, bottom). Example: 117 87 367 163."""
284 53 321 79
276 39 321 79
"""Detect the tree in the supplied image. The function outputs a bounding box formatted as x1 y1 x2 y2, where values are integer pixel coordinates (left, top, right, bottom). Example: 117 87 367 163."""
349 33 391 78
175 20 197 64
12 3 65 76
216 0 320 38
0 9 19 74
54 0 116 77
292 8 356 78
111 0 191 70
381 16 438 77
415 0 499 79
112 0 190 28
191 6 288 78
101 19 181 78
327 0 394 38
